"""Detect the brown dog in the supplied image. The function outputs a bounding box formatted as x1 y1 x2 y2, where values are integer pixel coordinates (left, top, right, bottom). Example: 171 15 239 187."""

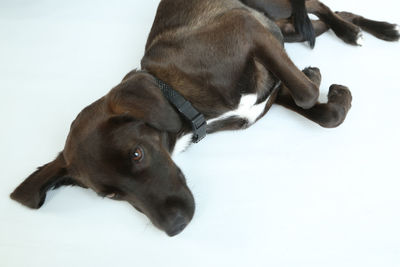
10 0 399 236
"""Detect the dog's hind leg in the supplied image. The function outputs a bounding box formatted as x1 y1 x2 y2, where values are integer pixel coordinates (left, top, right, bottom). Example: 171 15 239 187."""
305 0 363 45
275 67 352 128
241 0 316 47
336 11 400 42
276 19 329 43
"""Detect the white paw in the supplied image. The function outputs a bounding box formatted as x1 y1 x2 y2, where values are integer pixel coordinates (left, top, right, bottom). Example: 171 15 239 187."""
395 24 400 34
356 33 364 46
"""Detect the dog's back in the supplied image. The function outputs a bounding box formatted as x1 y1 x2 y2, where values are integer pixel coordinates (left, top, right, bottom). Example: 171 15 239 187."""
145 0 282 51
142 0 283 117
146 0 237 49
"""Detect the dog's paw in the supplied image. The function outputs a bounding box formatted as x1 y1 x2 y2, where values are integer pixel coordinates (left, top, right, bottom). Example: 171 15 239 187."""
317 84 353 128
303 67 321 87
355 32 364 46
328 84 352 112
342 25 363 46
332 18 363 46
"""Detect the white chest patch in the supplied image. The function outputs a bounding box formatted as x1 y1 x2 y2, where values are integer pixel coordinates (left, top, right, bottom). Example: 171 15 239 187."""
207 93 270 125
172 133 193 157
172 93 270 156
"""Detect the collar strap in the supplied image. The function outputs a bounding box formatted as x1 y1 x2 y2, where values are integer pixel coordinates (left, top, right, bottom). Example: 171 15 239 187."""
155 78 207 143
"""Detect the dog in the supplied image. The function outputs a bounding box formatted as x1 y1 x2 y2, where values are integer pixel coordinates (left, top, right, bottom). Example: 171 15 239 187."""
10 0 399 236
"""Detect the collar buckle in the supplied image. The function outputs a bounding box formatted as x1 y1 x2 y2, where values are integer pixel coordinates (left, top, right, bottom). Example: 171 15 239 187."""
191 114 207 143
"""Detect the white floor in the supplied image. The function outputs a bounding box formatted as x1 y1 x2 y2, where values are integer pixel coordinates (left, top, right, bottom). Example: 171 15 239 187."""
1 1 399 266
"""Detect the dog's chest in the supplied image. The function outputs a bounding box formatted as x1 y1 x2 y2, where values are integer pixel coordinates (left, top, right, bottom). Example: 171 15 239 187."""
172 93 272 156
207 93 269 125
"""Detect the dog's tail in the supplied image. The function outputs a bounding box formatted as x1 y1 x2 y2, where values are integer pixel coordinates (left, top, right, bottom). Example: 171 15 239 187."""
290 0 316 48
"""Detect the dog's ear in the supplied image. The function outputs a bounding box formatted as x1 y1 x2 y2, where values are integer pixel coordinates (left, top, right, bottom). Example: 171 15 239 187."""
10 152 75 209
106 73 182 133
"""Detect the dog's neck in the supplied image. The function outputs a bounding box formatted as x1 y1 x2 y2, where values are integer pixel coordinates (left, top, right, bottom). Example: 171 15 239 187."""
153 76 207 144
132 70 206 151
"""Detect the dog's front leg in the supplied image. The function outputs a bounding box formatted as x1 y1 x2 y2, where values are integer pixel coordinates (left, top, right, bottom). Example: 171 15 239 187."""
275 67 352 128
253 28 319 109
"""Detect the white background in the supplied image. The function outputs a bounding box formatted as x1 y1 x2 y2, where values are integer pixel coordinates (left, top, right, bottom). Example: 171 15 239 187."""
1 0 399 266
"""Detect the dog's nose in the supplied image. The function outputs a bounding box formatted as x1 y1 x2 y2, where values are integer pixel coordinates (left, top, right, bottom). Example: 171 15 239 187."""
165 211 188 237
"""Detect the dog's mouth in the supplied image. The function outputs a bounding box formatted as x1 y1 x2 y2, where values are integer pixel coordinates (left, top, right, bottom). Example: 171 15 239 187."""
166 218 188 236
152 210 192 237
132 204 143 214
129 201 191 236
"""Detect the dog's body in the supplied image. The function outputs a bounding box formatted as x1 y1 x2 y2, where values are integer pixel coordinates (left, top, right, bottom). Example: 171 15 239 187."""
10 0 399 236
142 0 285 154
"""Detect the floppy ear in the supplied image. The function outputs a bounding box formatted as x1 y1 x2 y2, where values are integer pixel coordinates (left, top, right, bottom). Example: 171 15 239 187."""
106 72 182 133
10 153 76 209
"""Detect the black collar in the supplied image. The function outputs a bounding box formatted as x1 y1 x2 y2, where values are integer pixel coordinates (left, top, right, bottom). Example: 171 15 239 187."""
155 77 207 143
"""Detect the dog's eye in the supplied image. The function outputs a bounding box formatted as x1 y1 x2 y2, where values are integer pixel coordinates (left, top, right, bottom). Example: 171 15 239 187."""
106 193 117 199
132 146 144 162
102 191 123 200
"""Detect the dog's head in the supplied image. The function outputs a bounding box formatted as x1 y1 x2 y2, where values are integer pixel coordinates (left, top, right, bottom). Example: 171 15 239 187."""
10 71 195 236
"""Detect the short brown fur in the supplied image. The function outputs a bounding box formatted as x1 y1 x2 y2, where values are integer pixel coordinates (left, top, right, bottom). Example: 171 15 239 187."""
11 0 399 236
